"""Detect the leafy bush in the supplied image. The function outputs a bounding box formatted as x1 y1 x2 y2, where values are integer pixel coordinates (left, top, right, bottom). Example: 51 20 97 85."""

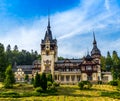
47 81 52 89
108 80 118 86
78 81 92 90
53 82 60 87
35 87 43 93
47 73 53 83
78 82 84 90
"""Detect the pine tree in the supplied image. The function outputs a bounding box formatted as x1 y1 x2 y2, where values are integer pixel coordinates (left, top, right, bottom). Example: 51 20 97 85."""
41 73 47 91
112 51 120 80
25 74 29 82
100 56 106 71
106 51 113 71
0 43 8 81
31 77 34 84
4 65 15 88
34 72 41 88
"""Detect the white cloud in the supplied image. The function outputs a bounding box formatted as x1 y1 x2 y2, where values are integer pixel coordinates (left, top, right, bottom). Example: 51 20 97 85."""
105 0 110 11
0 0 120 58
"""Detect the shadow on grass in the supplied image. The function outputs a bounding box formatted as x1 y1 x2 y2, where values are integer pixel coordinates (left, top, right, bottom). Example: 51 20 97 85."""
55 85 120 99
101 91 120 99
0 84 120 99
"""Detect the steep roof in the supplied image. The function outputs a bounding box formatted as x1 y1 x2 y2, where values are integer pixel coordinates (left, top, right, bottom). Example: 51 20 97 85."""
55 59 83 64
91 32 101 56
41 15 56 44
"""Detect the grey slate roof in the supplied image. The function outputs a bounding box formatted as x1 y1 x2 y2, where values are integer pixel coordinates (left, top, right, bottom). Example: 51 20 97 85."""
55 59 83 64
91 33 101 56
85 54 92 61
16 65 33 74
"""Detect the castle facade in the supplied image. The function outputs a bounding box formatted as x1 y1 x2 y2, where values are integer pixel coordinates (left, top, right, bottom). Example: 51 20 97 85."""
14 18 113 84
40 18 101 84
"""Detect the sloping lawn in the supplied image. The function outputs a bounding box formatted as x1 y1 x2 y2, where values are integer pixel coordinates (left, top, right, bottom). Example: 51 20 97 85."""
0 82 3 88
0 83 120 101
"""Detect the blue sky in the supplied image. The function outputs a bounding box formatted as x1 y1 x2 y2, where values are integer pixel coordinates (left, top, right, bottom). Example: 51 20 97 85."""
0 0 120 58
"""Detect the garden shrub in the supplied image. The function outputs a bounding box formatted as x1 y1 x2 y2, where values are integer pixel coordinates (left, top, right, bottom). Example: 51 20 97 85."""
78 81 92 90
53 81 60 87
47 81 52 89
108 80 118 86
78 82 84 90
35 87 43 93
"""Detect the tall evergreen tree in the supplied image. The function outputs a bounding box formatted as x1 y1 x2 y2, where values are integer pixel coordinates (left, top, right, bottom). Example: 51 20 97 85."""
100 56 106 71
106 51 113 71
4 65 15 88
112 51 120 80
25 74 29 82
34 72 41 88
13 45 18 52
0 43 8 81
6 44 12 65
6 44 11 52
41 73 47 91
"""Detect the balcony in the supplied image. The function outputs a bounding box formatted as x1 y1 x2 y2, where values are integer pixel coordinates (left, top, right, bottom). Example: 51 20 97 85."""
54 70 81 75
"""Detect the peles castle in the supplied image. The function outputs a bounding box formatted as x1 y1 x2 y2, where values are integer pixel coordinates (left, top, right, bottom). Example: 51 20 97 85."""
13 18 113 84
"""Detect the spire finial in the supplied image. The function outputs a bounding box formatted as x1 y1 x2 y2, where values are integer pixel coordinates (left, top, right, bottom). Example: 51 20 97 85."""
87 48 89 55
93 31 96 44
47 9 50 29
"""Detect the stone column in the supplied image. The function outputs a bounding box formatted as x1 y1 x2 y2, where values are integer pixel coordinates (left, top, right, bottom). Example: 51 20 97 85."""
64 75 66 83
75 75 77 83
57 74 58 80
59 75 61 81
70 75 72 84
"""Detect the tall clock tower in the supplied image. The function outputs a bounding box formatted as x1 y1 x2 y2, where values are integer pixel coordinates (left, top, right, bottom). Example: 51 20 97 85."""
91 32 101 80
41 17 58 76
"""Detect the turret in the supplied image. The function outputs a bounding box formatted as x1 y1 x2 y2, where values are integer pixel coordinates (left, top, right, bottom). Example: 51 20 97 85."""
91 32 101 59
91 32 101 81
41 15 58 76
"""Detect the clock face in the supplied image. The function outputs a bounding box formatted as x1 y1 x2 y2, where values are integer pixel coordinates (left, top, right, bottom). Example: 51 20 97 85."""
46 45 49 50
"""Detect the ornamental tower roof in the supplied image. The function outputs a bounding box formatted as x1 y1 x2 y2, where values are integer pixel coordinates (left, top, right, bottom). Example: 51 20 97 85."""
91 32 101 56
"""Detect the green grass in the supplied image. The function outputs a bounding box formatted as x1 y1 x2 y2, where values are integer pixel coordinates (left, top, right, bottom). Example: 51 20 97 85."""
0 82 3 88
0 82 120 101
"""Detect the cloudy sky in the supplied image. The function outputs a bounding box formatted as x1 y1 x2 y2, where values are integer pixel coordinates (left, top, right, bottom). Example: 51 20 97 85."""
0 0 120 58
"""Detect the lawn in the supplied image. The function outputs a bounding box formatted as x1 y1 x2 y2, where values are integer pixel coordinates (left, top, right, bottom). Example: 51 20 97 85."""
0 82 3 88
0 82 120 101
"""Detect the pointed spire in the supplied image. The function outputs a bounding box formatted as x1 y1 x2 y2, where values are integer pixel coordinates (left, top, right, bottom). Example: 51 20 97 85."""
86 49 92 60
91 31 101 56
43 10 53 42
87 50 89 55
47 9 51 29
93 31 96 45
